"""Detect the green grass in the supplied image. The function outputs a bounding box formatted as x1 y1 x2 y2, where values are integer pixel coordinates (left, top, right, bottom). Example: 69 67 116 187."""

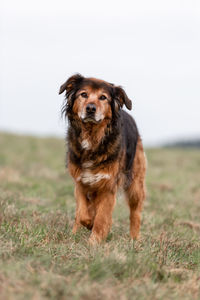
0 132 200 300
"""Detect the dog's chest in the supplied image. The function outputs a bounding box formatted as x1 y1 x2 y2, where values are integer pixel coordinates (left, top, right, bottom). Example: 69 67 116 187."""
77 137 109 185
77 161 111 186
79 170 110 185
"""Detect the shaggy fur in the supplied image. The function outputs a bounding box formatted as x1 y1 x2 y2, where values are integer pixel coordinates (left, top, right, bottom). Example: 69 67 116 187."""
59 74 146 244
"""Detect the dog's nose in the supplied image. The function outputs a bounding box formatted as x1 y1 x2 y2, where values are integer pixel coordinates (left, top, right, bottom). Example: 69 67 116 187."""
86 103 96 114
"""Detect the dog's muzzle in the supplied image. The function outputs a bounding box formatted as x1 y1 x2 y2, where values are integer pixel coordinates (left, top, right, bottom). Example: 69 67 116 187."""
82 103 100 123
86 103 96 114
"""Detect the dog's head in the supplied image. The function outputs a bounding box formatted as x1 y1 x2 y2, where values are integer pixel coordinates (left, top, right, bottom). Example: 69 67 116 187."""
59 74 132 124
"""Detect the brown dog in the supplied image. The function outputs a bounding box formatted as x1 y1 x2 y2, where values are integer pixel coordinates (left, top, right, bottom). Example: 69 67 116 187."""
59 74 146 244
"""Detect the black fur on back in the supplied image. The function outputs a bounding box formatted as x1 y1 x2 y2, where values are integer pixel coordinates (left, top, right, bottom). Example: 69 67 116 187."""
120 110 139 185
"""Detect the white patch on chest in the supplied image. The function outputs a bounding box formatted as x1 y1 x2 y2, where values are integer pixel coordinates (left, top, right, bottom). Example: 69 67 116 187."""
81 171 110 185
81 139 91 150
82 161 93 168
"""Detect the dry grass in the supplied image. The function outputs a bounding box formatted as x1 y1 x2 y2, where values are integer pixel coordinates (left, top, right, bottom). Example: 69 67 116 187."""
0 132 200 299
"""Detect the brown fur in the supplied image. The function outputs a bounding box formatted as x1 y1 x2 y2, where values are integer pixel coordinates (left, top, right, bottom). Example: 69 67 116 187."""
59 75 146 244
68 137 146 244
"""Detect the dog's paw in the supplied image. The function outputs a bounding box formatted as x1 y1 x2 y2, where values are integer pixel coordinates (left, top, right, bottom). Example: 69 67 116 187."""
88 233 101 246
72 223 80 234
130 231 140 240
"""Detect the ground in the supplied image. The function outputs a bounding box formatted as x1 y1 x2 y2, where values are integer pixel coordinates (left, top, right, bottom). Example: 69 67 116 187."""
0 132 200 300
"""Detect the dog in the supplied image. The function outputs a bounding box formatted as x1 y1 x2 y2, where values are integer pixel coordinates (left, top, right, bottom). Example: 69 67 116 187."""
59 74 146 244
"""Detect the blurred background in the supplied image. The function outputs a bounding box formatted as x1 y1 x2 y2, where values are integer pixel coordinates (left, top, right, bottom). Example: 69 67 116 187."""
0 0 199 146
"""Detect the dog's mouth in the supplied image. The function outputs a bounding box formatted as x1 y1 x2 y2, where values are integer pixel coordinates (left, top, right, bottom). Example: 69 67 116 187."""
82 117 101 124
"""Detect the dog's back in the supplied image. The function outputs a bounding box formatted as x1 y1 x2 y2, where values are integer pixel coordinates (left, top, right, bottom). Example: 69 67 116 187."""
121 110 139 186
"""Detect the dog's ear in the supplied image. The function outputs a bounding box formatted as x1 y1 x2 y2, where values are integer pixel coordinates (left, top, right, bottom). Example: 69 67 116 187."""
59 74 84 95
114 86 132 110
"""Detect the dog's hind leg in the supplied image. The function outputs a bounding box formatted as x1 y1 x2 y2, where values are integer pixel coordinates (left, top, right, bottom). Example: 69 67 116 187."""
125 138 146 239
125 182 145 239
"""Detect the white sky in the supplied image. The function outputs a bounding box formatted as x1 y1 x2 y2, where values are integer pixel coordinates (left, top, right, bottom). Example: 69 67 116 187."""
0 0 200 145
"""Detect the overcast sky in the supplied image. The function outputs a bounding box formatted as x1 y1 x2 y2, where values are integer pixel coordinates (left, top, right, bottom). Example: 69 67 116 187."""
0 0 200 145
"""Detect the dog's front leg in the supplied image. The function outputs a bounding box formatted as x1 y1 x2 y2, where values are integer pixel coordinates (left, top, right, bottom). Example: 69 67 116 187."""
72 183 93 233
88 190 116 244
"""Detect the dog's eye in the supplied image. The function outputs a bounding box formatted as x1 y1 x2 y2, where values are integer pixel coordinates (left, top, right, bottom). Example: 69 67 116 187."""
99 95 107 100
81 92 88 98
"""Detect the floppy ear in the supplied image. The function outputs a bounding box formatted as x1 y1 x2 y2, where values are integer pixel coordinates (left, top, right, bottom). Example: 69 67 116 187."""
114 86 132 110
59 73 84 95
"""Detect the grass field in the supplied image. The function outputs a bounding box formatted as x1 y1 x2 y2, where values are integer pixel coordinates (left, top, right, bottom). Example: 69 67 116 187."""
0 132 200 300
